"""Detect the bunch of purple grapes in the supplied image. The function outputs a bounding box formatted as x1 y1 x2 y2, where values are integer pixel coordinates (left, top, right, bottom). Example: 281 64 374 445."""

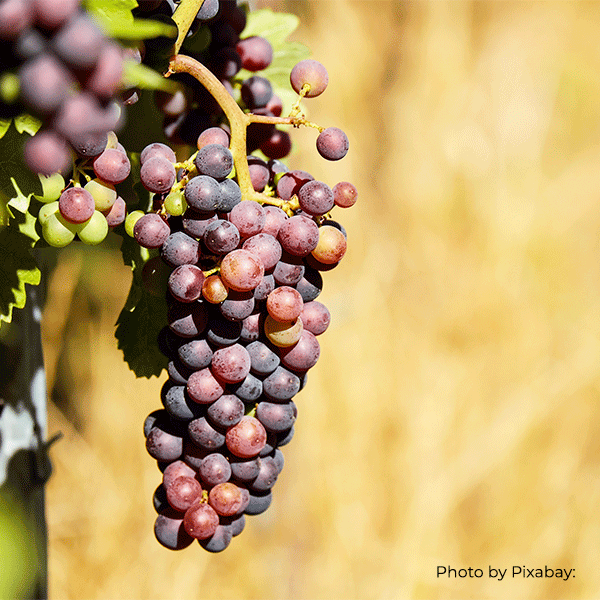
0 0 125 176
135 0 290 159
137 73 356 550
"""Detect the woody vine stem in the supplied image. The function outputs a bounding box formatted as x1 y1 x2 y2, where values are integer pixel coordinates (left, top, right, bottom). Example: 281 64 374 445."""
166 53 320 216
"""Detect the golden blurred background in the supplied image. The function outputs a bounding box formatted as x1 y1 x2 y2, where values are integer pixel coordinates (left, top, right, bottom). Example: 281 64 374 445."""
42 1 600 598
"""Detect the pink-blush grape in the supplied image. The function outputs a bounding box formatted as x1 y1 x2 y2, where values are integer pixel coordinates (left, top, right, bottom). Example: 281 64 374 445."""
280 329 320 371
166 476 202 512
277 215 319 257
333 181 357 208
162 461 197 489
187 368 225 405
133 213 170 249
24 131 71 176
93 148 131 184
103 196 126 228
183 503 219 540
225 416 267 458
140 142 176 165
229 200 265 238
168 264 205 303
220 249 264 292
235 36 273 71
140 155 176 193
211 344 251 384
208 482 245 516
300 301 331 336
316 127 349 161
290 59 328 97
266 286 303 323
58 187 95 224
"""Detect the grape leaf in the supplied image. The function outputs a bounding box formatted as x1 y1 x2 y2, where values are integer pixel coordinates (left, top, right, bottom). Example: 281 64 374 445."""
14 114 41 137
239 9 301 47
115 282 168 378
0 119 11 140
115 233 166 378
0 219 41 326
0 122 42 200
85 0 177 40
122 61 178 93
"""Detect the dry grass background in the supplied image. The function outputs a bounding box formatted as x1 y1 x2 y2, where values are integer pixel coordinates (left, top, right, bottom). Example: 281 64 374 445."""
41 1 600 598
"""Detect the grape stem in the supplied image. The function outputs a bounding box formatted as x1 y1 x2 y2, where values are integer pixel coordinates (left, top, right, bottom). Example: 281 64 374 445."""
166 54 320 212
172 0 206 56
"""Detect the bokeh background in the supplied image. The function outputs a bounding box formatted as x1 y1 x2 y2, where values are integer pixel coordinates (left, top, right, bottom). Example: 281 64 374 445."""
42 1 600 598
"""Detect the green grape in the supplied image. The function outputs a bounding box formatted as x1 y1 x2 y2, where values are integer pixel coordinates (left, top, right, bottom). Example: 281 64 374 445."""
125 210 145 237
38 201 59 225
164 188 186 216
77 211 108 245
35 173 65 204
84 178 117 211
105 131 119 150
42 213 75 247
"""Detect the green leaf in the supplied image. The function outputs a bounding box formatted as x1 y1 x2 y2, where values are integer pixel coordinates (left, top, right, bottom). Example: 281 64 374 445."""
122 61 178 92
240 9 301 47
0 119 11 139
114 232 167 378
112 17 177 41
0 224 41 326
115 281 168 378
85 0 176 40
8 178 31 215
14 114 41 137
0 122 42 201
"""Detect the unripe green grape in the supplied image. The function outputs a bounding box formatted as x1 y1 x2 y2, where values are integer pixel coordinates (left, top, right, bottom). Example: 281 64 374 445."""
84 177 117 211
38 201 59 225
164 188 186 216
42 213 75 247
125 210 145 237
35 173 65 203
77 211 108 245
105 131 119 150
264 314 303 347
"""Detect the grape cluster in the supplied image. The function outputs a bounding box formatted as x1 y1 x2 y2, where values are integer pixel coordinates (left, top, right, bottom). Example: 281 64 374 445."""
0 0 125 176
33 131 130 247
137 68 356 549
135 0 291 159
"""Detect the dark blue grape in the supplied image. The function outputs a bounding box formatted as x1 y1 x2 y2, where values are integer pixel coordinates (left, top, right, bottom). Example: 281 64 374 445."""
250 457 279 491
263 366 300 401
177 339 213 371
218 178 241 212
188 416 226 451
184 175 221 213
244 489 272 515
256 400 297 432
231 373 262 402
195 143 233 180
246 341 280 376
207 394 244 429
198 524 232 552
161 381 203 421
241 76 273 109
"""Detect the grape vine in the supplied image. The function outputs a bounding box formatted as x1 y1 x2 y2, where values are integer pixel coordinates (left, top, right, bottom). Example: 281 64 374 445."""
0 0 357 557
